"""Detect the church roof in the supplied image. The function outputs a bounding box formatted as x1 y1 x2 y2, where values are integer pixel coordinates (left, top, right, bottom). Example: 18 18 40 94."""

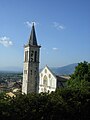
56 75 68 82
28 23 37 46
40 65 68 83
40 65 57 79
6 92 16 97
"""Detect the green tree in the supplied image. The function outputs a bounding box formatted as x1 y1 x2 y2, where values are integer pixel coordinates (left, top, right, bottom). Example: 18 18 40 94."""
71 61 90 81
68 61 90 89
0 61 90 120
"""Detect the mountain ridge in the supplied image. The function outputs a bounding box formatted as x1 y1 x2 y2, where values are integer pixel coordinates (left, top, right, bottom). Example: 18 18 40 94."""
50 63 78 75
0 63 78 75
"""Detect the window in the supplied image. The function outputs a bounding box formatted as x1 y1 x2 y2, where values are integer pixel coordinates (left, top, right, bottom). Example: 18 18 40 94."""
31 50 34 57
43 75 48 86
25 51 28 62
24 70 27 74
49 74 51 78
31 70 32 75
34 51 37 62
41 73 43 77
34 70 36 74
45 69 47 73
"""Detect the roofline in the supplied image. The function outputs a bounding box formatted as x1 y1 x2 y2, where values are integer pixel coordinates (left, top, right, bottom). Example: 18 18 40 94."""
40 65 57 79
24 44 41 48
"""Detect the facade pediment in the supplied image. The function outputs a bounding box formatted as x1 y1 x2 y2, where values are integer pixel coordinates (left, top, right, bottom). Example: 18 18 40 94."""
39 65 68 93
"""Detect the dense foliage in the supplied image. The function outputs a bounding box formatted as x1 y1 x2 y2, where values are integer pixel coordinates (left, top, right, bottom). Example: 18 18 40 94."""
0 61 90 120
70 61 90 81
68 61 90 89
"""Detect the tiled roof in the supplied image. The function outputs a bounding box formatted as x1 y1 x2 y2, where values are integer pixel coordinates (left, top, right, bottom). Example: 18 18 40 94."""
56 75 68 82
6 92 16 97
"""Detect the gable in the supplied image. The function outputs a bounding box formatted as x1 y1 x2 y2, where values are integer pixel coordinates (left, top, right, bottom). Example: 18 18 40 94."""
39 66 57 91
40 66 56 80
39 66 68 93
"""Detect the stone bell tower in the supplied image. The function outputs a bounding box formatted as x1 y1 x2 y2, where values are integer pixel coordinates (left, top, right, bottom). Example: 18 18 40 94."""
22 23 41 94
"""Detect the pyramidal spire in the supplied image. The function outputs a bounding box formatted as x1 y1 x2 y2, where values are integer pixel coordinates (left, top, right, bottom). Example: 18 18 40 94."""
28 23 37 46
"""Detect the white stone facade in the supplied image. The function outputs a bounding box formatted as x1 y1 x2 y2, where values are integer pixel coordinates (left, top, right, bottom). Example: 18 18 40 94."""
39 66 68 93
39 66 57 93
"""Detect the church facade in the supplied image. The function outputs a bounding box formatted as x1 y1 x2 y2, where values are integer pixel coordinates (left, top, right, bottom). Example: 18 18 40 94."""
39 65 67 93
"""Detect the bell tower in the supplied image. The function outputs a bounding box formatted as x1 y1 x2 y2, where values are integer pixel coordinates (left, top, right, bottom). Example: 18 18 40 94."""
22 23 41 94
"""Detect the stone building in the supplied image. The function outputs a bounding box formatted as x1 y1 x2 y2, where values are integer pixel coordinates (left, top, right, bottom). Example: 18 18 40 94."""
22 24 68 94
22 23 41 94
39 65 68 93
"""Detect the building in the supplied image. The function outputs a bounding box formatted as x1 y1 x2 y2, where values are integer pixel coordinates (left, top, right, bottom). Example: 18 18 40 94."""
39 65 68 93
6 92 16 98
22 24 68 94
22 23 41 94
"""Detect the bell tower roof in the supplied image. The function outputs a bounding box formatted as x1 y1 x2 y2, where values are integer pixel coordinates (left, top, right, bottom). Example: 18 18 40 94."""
28 23 37 46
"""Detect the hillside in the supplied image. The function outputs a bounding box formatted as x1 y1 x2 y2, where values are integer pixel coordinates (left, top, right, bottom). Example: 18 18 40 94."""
50 63 78 75
0 63 78 75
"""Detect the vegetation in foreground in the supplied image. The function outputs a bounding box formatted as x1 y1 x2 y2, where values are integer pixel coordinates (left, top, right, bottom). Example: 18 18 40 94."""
0 61 90 120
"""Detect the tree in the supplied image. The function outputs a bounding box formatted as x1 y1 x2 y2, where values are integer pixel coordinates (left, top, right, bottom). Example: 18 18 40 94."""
0 61 90 120
71 61 90 81
67 61 90 89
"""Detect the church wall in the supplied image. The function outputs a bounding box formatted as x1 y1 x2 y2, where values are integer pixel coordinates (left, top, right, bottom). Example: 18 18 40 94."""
39 66 57 93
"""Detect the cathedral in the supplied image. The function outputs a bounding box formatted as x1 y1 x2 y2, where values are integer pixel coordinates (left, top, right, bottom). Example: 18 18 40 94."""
22 24 67 94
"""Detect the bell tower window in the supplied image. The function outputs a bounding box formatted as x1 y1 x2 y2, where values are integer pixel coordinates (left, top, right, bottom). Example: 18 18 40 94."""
34 51 37 62
25 51 28 62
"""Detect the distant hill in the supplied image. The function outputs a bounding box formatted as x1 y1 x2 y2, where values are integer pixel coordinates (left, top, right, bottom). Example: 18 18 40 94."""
0 63 78 75
50 63 78 75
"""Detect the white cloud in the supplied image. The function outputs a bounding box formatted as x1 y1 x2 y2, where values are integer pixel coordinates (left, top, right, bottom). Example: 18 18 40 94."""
25 21 38 28
0 36 13 47
59 25 65 30
53 22 65 30
52 47 58 50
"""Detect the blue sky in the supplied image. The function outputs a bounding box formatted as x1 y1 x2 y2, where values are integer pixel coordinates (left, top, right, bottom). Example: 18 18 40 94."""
0 0 90 70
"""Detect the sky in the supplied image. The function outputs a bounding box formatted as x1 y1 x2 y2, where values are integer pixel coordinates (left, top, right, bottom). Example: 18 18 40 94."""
0 0 90 70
